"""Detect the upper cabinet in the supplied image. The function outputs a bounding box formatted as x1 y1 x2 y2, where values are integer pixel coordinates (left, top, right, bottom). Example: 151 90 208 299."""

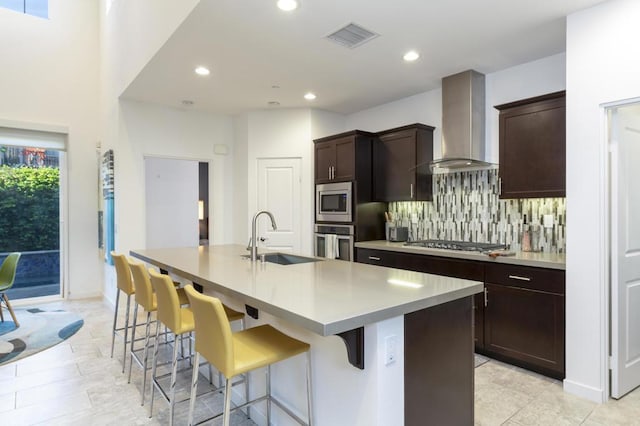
373 124 434 202
495 91 566 199
314 130 375 184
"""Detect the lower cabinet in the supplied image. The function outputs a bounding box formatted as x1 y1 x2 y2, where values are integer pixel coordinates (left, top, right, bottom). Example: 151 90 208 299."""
483 263 565 379
356 247 565 379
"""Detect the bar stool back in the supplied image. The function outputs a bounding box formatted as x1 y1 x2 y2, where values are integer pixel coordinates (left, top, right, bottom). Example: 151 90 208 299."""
110 252 135 373
184 285 313 426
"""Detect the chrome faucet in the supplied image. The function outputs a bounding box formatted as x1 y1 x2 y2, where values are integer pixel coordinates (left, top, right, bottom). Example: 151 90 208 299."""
248 210 278 261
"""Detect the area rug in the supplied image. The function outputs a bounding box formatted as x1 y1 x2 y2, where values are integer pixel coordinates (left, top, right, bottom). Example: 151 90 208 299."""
0 307 84 366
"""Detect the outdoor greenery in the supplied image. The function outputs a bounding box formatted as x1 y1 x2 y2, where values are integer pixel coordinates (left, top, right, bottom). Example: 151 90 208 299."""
0 165 59 252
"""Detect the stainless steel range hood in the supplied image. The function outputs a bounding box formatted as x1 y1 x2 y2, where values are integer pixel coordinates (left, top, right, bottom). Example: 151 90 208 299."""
430 70 494 171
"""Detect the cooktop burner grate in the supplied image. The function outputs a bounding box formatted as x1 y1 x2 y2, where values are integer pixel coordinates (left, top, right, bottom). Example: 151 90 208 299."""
404 240 506 252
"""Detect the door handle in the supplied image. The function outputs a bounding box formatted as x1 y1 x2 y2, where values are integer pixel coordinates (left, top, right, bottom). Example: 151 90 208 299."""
328 167 331 180
508 275 531 282
331 166 335 180
410 183 414 199
368 256 381 261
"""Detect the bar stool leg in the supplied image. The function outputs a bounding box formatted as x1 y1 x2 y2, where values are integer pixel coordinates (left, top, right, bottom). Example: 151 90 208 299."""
110 290 121 358
169 333 180 426
188 351 200 426
223 377 232 426
237 318 250 420
127 303 139 383
306 351 313 426
266 365 272 425
149 321 161 418
122 294 132 373
140 311 152 405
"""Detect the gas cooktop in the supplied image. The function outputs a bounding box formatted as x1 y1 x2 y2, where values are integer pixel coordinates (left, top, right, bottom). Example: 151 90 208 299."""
404 240 506 252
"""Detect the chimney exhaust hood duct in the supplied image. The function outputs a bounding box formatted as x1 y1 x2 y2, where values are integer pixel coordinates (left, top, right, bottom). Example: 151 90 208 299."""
430 70 493 171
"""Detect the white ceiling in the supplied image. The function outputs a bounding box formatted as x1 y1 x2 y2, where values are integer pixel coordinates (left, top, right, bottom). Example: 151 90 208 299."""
121 0 605 115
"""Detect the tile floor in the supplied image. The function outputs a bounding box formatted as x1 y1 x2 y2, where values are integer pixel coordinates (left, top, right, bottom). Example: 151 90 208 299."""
0 298 638 425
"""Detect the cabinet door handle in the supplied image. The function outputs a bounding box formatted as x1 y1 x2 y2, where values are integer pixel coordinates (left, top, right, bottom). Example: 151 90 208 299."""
332 166 335 180
328 166 332 180
484 287 488 307
508 275 531 282
368 256 381 261
410 183 414 199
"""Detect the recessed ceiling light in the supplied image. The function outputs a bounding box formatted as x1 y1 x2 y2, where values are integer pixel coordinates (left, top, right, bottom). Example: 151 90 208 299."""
304 92 316 101
194 66 210 76
277 0 298 11
403 50 420 62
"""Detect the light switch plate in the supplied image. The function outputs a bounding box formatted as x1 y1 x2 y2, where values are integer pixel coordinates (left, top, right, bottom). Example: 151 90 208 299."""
543 214 554 228
384 335 397 365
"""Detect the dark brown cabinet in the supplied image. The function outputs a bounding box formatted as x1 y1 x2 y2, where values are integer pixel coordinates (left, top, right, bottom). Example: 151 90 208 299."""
373 124 434 202
356 247 565 379
495 91 566 199
483 263 565 379
314 131 375 184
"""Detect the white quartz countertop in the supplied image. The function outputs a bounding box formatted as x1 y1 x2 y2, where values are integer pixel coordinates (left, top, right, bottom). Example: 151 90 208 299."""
130 245 483 336
355 240 566 270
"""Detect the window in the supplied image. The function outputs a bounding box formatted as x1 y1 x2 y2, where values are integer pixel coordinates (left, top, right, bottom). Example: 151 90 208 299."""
0 0 48 18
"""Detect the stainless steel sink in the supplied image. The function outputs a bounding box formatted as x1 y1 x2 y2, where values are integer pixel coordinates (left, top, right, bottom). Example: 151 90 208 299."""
241 253 320 265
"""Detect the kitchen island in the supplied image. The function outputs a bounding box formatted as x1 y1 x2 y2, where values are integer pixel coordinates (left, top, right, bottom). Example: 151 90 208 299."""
131 245 483 426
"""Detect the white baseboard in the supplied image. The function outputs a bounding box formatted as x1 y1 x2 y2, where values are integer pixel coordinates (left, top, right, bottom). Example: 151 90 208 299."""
563 378 607 403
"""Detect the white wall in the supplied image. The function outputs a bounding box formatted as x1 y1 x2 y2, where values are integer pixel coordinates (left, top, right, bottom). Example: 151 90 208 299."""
0 2 101 298
101 0 199 96
103 100 233 303
565 0 640 402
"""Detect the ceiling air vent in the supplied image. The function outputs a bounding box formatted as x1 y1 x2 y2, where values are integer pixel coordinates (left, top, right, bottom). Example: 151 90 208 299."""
326 23 379 49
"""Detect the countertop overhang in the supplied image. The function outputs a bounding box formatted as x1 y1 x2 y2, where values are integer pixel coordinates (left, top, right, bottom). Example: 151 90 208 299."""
355 240 565 270
130 245 483 336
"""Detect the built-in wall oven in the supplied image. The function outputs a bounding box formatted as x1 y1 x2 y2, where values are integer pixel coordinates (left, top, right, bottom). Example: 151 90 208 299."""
315 181 352 223
314 224 354 261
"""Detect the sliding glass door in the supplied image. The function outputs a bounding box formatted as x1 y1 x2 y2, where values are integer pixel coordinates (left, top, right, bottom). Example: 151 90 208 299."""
0 141 63 299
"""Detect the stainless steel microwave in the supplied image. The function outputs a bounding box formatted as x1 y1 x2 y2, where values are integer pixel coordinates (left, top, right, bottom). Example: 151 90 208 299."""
315 181 352 223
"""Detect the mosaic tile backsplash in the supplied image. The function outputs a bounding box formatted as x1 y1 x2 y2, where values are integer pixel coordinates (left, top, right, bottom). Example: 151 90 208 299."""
388 169 566 253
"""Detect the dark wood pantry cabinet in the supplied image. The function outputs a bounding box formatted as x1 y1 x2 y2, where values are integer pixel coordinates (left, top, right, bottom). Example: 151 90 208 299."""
495 91 566 199
372 124 434 202
313 130 375 184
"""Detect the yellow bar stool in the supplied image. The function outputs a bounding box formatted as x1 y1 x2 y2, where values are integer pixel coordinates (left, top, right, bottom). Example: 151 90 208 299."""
184 285 313 426
149 269 245 425
110 252 136 373
126 259 189 405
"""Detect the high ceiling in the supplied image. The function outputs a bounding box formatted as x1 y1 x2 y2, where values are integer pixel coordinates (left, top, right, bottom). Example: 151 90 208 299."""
121 0 605 115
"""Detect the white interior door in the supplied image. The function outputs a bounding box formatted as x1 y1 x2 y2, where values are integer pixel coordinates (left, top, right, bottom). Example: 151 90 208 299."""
610 103 640 398
145 157 199 249
256 158 301 252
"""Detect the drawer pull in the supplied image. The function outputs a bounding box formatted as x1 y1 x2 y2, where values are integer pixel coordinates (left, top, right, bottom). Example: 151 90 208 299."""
508 275 531 282
368 256 381 261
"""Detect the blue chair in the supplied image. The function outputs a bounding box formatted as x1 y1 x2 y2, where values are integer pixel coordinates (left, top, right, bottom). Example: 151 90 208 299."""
0 253 21 327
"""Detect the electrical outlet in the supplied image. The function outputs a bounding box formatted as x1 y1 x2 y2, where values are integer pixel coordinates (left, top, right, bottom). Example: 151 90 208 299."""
384 335 397 365
411 214 419 224
543 214 554 228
